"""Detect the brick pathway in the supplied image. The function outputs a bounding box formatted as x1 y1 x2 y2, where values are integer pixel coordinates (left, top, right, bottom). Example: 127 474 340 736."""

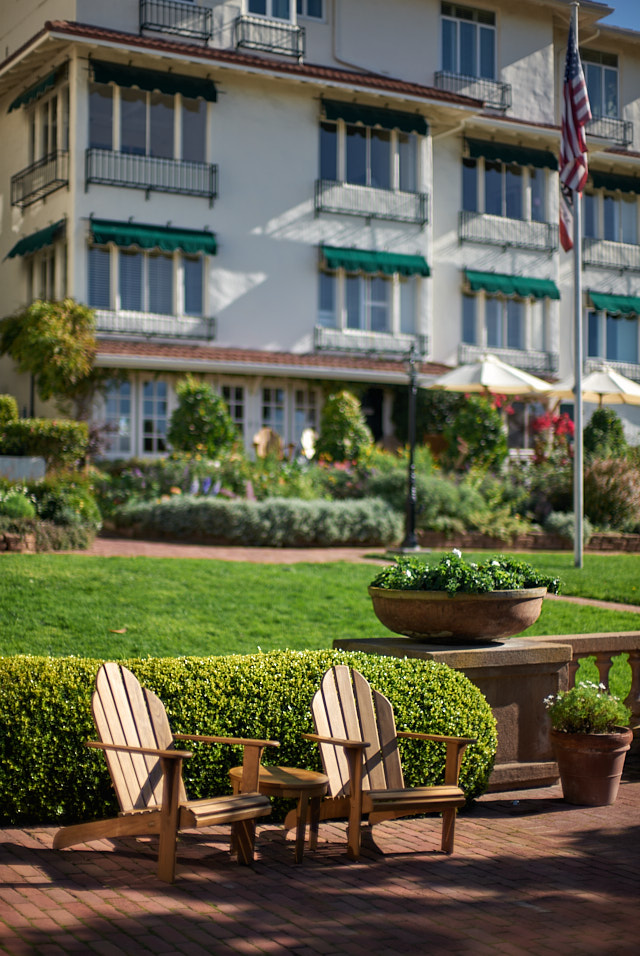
1 770 638 956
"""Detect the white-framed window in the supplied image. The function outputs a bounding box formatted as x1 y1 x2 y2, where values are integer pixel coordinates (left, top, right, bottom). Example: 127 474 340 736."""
28 86 70 163
103 379 132 456
89 83 207 163
441 3 496 79
462 157 547 222
320 122 417 192
297 0 323 18
583 190 638 244
508 400 545 450
294 388 318 436
222 384 245 437
319 270 417 336
582 49 618 119
462 292 546 352
87 246 204 317
587 309 639 364
262 386 285 435
26 245 64 302
142 379 169 454
248 0 294 20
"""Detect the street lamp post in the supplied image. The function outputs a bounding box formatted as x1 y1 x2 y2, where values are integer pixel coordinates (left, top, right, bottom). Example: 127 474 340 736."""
401 344 419 551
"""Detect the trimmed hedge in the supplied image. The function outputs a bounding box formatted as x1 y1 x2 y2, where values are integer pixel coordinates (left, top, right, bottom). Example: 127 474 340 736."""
0 651 497 826
0 516 97 551
113 495 402 546
0 418 88 468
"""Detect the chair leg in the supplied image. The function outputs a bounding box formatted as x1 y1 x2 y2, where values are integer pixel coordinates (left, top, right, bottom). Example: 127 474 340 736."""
294 793 309 864
308 796 322 852
441 809 457 854
232 820 256 865
157 756 182 883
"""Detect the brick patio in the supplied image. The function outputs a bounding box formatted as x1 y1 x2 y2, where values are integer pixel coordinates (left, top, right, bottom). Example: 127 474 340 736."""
1 768 638 955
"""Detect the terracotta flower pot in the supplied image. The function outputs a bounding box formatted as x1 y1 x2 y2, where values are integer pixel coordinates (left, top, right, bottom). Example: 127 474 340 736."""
368 586 547 644
550 726 633 806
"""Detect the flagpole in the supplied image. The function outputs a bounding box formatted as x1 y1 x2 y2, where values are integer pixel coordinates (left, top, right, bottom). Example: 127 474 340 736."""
571 1 584 569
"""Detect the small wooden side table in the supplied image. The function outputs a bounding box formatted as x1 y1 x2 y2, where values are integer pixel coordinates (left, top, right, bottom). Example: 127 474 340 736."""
229 766 329 863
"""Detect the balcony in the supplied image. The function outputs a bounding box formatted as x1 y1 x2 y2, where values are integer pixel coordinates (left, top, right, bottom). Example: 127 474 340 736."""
139 0 212 42
315 326 429 358
459 210 558 252
586 114 633 148
86 149 218 205
582 237 640 272
315 180 429 225
11 151 69 209
95 310 216 341
459 342 558 375
434 71 511 111
234 15 305 59
585 357 640 382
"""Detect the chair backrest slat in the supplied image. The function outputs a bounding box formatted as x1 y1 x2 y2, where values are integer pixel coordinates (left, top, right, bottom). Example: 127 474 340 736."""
352 669 385 791
372 688 404 789
313 667 351 797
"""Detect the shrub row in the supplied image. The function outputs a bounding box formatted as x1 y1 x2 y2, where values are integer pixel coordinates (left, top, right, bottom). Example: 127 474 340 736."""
112 495 402 546
0 651 497 826
0 516 97 551
0 418 88 468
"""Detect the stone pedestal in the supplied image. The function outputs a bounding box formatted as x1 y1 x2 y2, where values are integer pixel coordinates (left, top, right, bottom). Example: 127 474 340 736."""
333 636 573 791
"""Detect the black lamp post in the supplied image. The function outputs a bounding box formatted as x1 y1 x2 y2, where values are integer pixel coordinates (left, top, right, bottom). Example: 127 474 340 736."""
400 344 420 551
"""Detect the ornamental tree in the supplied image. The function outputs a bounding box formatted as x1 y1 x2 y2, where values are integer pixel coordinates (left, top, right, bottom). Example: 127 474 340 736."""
168 375 238 458
315 390 373 463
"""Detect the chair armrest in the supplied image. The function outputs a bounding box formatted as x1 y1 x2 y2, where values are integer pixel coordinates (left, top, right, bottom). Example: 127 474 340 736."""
396 732 475 787
303 733 369 750
174 734 280 748
86 741 192 760
397 731 477 745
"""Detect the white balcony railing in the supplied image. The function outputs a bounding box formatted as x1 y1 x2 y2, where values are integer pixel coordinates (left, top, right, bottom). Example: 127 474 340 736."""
583 237 640 272
315 326 429 357
95 310 215 341
315 180 429 225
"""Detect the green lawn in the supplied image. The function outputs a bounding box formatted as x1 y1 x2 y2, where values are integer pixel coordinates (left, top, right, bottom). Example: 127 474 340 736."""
0 552 639 659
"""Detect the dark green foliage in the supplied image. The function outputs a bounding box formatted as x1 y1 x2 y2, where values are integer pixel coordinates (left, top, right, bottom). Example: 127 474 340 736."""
113 495 401 546
371 553 561 596
315 391 373 462
0 394 19 426
583 458 640 529
442 395 508 472
168 376 238 458
0 489 36 519
368 470 487 535
545 680 630 734
0 651 497 825
28 476 102 531
391 387 462 443
0 418 88 468
584 407 628 461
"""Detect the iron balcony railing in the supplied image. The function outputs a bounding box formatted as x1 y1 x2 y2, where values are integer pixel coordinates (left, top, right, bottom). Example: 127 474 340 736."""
234 15 305 59
315 180 429 225
95 310 216 341
459 210 559 252
582 236 640 272
315 326 429 358
139 0 212 41
586 114 633 148
11 150 69 208
459 342 559 374
585 357 640 381
86 149 218 205
434 70 511 111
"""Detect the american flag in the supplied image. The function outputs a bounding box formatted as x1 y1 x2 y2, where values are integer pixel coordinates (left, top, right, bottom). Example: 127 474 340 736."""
559 19 591 252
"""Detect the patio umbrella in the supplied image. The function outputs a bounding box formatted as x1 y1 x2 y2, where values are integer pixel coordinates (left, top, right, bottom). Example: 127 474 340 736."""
547 366 640 406
428 353 552 396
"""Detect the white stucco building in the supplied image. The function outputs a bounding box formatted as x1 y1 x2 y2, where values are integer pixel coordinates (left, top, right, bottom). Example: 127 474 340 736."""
1 0 640 456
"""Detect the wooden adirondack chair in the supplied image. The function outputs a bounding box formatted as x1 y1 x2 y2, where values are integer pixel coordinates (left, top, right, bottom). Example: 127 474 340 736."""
292 665 476 860
53 663 278 882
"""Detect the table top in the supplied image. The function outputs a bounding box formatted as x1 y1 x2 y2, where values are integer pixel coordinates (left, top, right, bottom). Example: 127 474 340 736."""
229 765 329 797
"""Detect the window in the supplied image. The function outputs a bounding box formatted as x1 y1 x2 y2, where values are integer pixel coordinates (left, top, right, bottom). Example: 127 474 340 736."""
463 157 546 222
262 387 285 435
486 298 524 349
441 3 496 79
508 401 544 451
142 380 168 453
183 257 203 316
88 247 111 308
249 0 292 19
182 97 206 163
582 49 618 119
463 294 541 352
104 380 132 456
319 270 417 336
583 190 639 244
87 246 203 316
89 83 113 150
294 388 318 435
222 385 245 435
27 87 70 161
297 0 323 17
320 121 418 192
588 309 638 364
27 249 56 301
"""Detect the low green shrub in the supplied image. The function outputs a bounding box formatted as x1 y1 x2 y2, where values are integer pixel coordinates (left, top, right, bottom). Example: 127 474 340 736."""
0 651 497 825
0 418 88 468
0 516 96 551
583 458 640 530
543 511 594 543
28 476 102 531
0 394 19 426
316 391 373 463
113 495 401 546
584 407 628 461
0 488 36 519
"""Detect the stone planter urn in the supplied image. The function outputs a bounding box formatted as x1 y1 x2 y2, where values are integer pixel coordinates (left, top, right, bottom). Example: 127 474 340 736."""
367 586 547 644
550 726 633 806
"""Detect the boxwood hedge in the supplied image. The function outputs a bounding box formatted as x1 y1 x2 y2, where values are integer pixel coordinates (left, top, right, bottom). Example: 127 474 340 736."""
0 650 496 826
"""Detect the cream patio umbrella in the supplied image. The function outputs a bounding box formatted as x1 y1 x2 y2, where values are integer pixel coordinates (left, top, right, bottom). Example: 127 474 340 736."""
547 366 640 406
428 353 552 396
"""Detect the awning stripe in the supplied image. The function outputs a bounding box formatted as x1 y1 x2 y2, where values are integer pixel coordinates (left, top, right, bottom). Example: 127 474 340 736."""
91 60 217 102
589 291 640 315
322 99 428 136
5 220 66 259
89 219 217 255
321 246 430 277
466 138 558 171
465 270 560 300
9 70 57 113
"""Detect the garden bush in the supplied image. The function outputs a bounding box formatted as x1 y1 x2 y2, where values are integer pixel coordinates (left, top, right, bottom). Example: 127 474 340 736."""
442 395 508 472
27 475 102 531
315 391 373 463
584 407 628 461
583 457 640 529
168 375 238 458
543 511 594 543
0 418 88 468
112 495 402 546
0 488 36 519
0 394 18 426
0 651 497 825
0 516 96 551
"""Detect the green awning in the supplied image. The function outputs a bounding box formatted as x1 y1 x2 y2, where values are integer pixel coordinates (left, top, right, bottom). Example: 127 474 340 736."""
91 60 217 102
322 99 428 136
8 69 58 112
589 170 640 194
5 220 66 259
322 246 430 277
90 220 217 255
588 291 640 315
467 138 558 171
465 270 560 300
